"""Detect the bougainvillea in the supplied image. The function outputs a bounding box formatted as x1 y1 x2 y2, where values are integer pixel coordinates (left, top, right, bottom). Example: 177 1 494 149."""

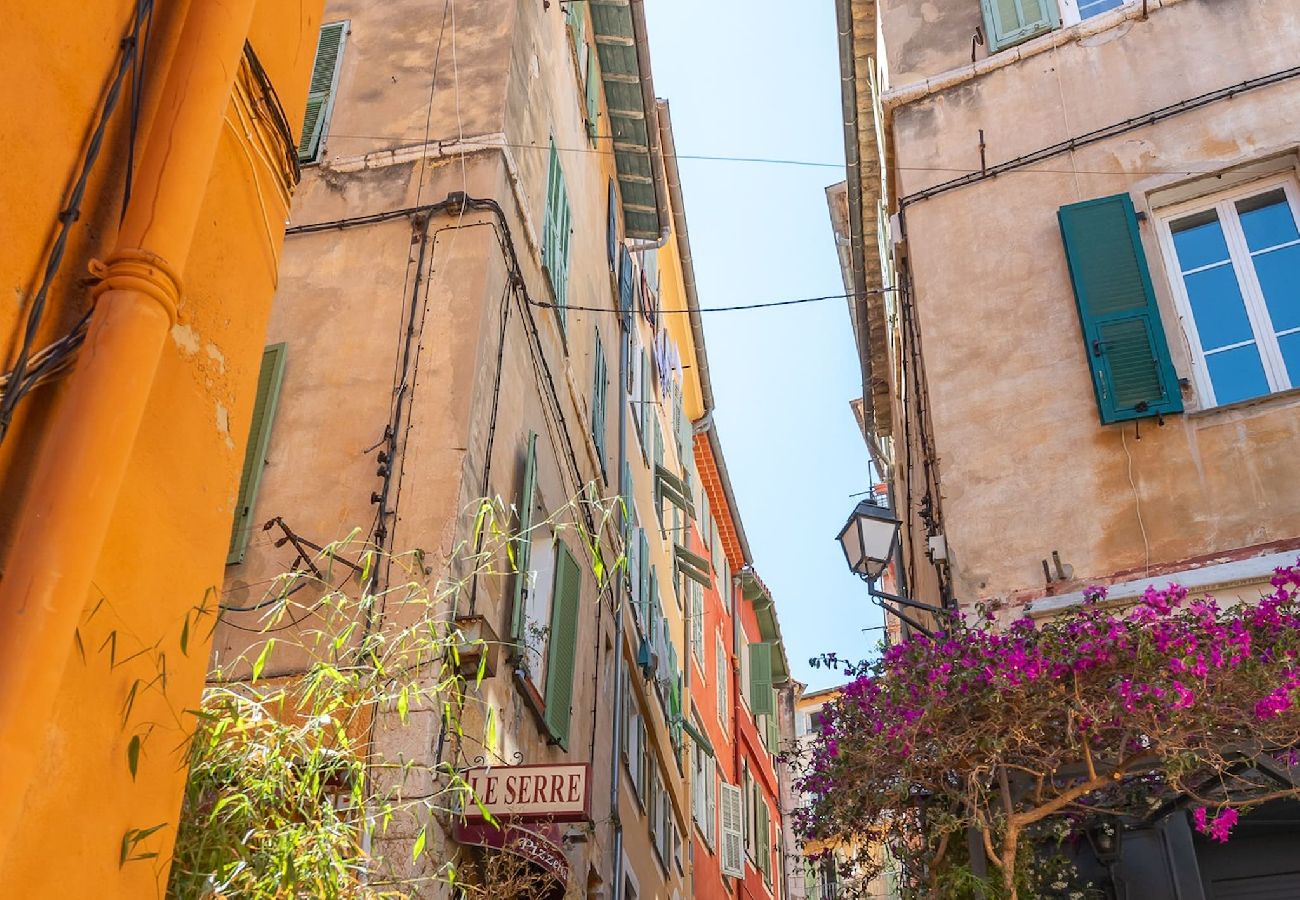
795 566 1300 899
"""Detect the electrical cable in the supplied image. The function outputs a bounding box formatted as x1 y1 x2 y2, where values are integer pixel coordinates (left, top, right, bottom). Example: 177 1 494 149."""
531 289 895 316
0 0 154 443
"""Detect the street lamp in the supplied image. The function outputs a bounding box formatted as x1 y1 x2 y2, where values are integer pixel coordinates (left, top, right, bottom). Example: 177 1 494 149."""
837 498 938 638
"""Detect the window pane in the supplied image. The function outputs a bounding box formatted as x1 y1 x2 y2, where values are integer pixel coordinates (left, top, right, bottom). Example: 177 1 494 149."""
1205 343 1271 405
996 0 1022 29
1253 243 1300 333
1237 189 1298 252
1171 211 1230 271
1278 331 1300 387
1182 264 1253 350
1078 0 1125 18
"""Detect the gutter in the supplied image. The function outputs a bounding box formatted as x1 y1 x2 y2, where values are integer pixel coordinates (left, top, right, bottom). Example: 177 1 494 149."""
656 99 715 419
627 0 671 250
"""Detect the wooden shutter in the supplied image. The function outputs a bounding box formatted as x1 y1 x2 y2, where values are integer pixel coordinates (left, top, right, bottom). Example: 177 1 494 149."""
757 800 770 878
691 583 705 667
1059 194 1183 424
638 530 651 629
639 349 651 461
510 432 538 646
586 52 600 142
543 542 582 746
980 0 1058 51
716 639 728 727
607 180 619 272
543 140 571 328
749 642 773 716
720 782 744 877
228 344 287 564
299 22 347 162
618 247 634 322
591 335 607 470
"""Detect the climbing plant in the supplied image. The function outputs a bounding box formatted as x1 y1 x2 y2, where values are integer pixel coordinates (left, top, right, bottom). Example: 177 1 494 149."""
796 567 1300 899
166 489 623 899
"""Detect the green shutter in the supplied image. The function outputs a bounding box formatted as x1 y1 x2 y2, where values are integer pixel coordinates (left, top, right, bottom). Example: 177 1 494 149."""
1058 194 1183 424
586 52 600 143
544 542 582 746
228 344 287 564
608 181 620 273
749 642 773 716
766 700 779 752
299 22 347 162
543 140 571 330
592 335 607 471
510 432 538 645
638 530 651 627
639 349 651 462
980 0 1058 52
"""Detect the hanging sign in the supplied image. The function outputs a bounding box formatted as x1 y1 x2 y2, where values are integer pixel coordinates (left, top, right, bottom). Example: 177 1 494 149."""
452 819 571 893
462 763 591 822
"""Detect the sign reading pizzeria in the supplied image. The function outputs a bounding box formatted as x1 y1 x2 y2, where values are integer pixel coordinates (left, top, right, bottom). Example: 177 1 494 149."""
463 763 590 822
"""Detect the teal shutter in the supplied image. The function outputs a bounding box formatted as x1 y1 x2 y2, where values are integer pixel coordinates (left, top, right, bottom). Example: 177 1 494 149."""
510 432 538 646
980 0 1058 52
543 140 571 329
1058 194 1183 424
638 530 651 627
299 22 348 163
639 349 651 463
228 344 287 564
591 335 607 472
544 542 582 746
585 52 600 143
608 181 620 273
749 643 773 716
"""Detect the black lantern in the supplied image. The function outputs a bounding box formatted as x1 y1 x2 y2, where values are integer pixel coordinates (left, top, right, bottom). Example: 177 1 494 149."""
837 498 902 582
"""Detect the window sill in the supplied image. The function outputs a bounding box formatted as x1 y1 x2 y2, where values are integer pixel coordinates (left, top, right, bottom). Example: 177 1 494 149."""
1186 385 1300 421
511 667 555 743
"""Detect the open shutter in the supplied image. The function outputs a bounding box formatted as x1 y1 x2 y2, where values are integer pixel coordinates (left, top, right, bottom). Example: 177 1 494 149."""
543 140 571 328
638 530 651 629
720 782 744 878
591 336 607 471
607 180 619 272
618 247 635 324
757 801 770 878
299 22 348 162
544 542 582 746
980 0 1058 52
228 344 287 564
1059 194 1183 424
510 432 538 646
585 52 600 142
749 642 773 716
716 640 729 726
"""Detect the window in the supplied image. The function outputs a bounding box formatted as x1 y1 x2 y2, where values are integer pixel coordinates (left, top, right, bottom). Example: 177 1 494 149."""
543 139 573 329
692 740 717 848
716 634 729 734
743 765 754 862
591 331 608 472
1158 180 1300 408
228 344 287 564
982 0 1133 52
299 22 348 163
720 781 744 878
623 673 647 804
739 636 751 709
691 581 705 670
748 642 774 717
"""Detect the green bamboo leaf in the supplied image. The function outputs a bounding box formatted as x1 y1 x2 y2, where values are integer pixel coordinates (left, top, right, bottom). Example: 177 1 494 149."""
251 639 275 683
413 826 427 860
127 735 141 780
397 686 409 724
180 611 191 657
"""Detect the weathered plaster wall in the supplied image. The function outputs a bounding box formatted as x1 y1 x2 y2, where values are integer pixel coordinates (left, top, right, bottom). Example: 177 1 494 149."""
886 0 1300 606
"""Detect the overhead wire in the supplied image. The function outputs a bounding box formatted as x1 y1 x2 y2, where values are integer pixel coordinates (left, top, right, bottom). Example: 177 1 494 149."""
531 288 895 316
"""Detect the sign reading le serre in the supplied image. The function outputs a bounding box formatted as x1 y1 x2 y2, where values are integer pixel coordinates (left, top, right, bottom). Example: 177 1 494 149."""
464 764 591 822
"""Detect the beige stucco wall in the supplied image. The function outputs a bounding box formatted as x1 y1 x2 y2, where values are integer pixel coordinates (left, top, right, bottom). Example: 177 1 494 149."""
882 0 1300 608
214 0 694 895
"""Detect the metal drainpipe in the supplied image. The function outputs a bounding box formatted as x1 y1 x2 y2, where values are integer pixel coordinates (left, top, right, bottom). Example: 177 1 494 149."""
609 302 630 898
0 0 260 852
625 0 670 252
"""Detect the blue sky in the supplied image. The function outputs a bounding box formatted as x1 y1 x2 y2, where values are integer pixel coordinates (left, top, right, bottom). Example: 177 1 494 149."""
644 0 886 689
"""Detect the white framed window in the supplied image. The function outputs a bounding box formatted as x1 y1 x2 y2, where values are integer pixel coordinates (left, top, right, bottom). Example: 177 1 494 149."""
715 633 729 735
1156 177 1300 409
521 530 557 686
1058 0 1130 25
739 636 752 710
691 580 705 671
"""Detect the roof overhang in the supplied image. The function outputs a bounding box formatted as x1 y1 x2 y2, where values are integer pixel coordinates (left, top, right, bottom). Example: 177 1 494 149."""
591 0 667 240
832 0 893 437
738 568 791 683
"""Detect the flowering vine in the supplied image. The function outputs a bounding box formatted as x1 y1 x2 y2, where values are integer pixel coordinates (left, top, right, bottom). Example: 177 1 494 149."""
795 566 1300 899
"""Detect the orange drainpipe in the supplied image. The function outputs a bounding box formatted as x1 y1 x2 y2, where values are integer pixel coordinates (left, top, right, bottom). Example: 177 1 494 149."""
0 0 258 851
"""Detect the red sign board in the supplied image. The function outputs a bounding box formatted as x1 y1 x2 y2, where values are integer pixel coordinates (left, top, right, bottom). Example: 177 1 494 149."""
452 820 570 895
463 763 591 822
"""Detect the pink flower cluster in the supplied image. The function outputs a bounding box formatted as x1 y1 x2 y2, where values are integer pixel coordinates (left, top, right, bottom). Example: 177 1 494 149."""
1192 806 1239 843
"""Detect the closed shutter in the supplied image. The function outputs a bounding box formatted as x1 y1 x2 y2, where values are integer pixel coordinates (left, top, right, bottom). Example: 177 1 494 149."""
639 349 651 461
716 640 729 727
638 530 651 630
591 335 607 471
757 800 770 878
766 698 779 751
607 180 619 272
720 782 744 877
543 140 571 328
510 432 538 647
980 0 1058 51
586 52 600 142
691 583 705 667
1059 194 1183 424
228 344 287 564
299 22 348 163
749 642 774 716
543 542 582 746
619 247 635 322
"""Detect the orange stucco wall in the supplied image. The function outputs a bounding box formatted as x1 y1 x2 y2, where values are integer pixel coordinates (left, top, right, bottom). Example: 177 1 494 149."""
0 1 321 894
